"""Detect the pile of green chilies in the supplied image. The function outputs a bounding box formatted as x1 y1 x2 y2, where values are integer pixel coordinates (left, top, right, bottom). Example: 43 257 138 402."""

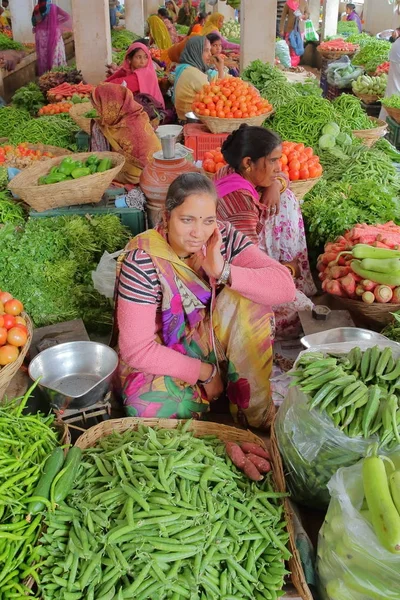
0 382 59 597
332 95 375 131
37 423 290 600
8 115 80 150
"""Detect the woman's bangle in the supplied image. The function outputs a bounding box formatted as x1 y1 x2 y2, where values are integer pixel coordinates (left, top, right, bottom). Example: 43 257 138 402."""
217 261 231 286
198 364 217 385
284 263 296 277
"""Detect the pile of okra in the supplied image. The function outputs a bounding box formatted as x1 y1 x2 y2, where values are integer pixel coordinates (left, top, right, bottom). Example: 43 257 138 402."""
290 345 400 447
37 423 291 600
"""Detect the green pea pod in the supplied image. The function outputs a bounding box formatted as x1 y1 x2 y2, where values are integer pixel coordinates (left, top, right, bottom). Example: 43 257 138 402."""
97 158 112 173
71 168 91 179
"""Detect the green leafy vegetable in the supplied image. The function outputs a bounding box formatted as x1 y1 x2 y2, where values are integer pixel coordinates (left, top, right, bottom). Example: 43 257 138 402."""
0 215 130 330
0 32 23 50
381 312 400 342
381 95 400 108
0 190 25 224
352 38 391 73
11 82 45 115
111 28 141 51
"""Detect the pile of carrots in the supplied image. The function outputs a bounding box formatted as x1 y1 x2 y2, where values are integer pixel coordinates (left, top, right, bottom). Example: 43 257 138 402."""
38 102 72 116
318 222 400 304
318 38 359 54
47 82 93 102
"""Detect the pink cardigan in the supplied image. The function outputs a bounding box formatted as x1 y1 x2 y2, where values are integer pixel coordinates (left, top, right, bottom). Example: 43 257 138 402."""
118 244 295 386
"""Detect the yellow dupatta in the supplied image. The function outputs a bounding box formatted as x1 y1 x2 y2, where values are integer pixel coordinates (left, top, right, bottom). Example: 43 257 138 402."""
148 15 173 50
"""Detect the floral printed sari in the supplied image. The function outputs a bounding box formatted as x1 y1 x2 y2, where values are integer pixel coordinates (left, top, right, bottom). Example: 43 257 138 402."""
117 230 276 429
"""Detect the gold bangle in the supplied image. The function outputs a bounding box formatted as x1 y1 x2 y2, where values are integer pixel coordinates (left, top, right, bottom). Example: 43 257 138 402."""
284 263 296 277
276 176 288 194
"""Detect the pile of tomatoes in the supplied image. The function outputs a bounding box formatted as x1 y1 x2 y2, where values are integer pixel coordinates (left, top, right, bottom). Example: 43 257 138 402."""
280 141 323 181
0 291 28 367
0 144 53 169
202 148 227 174
38 102 72 116
192 78 273 119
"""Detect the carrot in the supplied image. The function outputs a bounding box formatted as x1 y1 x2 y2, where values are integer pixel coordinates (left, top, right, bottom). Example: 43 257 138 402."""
391 287 400 303
340 274 357 297
374 285 393 304
355 285 365 296
362 291 375 304
362 280 377 291
326 280 346 297
330 265 351 279
373 241 392 249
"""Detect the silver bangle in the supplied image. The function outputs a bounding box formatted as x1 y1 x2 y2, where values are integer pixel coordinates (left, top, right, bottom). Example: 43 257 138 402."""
198 364 217 385
217 261 231 286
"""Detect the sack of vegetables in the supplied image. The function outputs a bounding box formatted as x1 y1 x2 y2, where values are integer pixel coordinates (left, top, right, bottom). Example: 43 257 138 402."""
317 455 400 600
275 340 400 508
8 151 125 212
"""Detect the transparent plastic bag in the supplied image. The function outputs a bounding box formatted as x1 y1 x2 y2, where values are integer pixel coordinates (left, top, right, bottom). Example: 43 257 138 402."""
275 39 291 69
326 56 364 88
91 250 123 299
275 341 400 509
317 462 400 600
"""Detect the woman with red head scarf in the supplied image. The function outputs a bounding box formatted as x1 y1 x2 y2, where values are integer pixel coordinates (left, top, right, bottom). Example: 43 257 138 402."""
105 42 165 109
31 0 72 76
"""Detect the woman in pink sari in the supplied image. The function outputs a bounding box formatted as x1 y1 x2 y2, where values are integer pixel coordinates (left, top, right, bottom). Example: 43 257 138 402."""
32 0 72 76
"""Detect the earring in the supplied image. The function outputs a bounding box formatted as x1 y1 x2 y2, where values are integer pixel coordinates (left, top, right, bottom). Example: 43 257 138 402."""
246 166 251 172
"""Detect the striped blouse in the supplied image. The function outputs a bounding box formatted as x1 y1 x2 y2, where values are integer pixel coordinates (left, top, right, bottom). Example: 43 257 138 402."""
118 222 252 306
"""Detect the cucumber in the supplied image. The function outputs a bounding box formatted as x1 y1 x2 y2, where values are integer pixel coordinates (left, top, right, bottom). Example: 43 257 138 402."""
28 447 65 515
53 447 82 504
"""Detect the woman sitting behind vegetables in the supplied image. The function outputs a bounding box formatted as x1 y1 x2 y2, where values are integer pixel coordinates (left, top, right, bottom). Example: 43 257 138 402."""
90 83 161 185
177 0 196 27
116 172 295 427
158 8 180 44
173 36 224 121
147 13 173 50
202 12 240 52
105 42 165 110
214 125 316 339
206 33 239 79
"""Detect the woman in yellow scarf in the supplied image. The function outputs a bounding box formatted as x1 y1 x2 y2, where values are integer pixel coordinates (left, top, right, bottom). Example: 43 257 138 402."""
202 12 240 51
147 14 172 50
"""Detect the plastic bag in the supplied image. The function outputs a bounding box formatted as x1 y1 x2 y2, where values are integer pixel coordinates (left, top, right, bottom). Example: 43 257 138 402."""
92 250 123 299
289 18 304 57
317 461 400 600
326 55 364 89
274 340 400 509
304 19 319 42
275 39 291 69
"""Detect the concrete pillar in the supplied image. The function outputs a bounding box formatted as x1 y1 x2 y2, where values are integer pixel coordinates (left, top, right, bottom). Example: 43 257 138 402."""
308 0 320 32
10 0 35 44
71 0 111 84
240 0 276 69
146 0 160 17
125 0 145 35
214 2 235 21
55 0 73 17
321 0 340 39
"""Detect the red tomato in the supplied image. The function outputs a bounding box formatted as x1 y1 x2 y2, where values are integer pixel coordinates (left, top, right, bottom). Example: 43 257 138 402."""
298 153 308 165
203 152 214 161
304 147 314 158
294 143 305 152
289 169 300 181
214 152 224 164
314 164 323 177
287 151 299 163
0 344 19 365
14 316 27 327
3 315 16 330
299 167 310 180
4 299 23 316
280 154 288 166
215 162 225 172
0 328 6 345
0 292 12 305
308 165 319 178
203 159 216 173
7 327 27 347
0 317 3 328
289 159 301 172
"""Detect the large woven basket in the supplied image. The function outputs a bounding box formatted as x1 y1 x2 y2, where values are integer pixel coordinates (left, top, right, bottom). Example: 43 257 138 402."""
331 296 400 329
8 151 125 212
75 417 313 600
194 110 273 134
352 116 388 148
270 418 313 600
26 144 73 157
353 91 381 105
69 103 93 135
384 105 400 124
290 176 322 202
0 312 33 402
317 47 359 61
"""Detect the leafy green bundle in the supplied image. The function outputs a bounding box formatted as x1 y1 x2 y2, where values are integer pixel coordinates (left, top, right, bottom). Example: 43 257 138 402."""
11 82 45 115
0 215 130 329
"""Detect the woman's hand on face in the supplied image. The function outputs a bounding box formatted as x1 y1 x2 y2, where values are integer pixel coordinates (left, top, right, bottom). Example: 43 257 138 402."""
203 371 224 401
195 226 225 280
260 180 281 219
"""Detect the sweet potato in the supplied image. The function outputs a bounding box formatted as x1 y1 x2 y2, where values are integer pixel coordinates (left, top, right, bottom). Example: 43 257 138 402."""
247 453 272 473
225 442 246 469
240 442 270 459
243 459 263 481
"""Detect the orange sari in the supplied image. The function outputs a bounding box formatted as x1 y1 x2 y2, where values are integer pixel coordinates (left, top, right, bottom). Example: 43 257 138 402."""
91 83 161 185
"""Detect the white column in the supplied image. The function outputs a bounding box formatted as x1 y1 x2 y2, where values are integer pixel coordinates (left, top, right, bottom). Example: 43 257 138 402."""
214 2 235 21
71 0 111 85
125 0 145 35
54 0 73 17
10 0 34 44
308 0 320 31
146 0 159 17
321 0 340 39
240 0 276 69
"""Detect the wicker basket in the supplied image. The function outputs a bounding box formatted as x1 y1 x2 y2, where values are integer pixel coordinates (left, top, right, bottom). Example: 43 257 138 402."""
8 151 125 212
75 417 313 600
317 47 359 61
384 105 400 125
353 91 381 105
0 312 33 402
26 144 73 157
331 296 400 328
69 103 93 135
194 111 274 134
290 176 322 201
270 418 313 600
352 117 388 148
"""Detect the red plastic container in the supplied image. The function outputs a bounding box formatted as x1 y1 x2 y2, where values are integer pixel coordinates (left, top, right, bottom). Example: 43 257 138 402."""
183 124 228 161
